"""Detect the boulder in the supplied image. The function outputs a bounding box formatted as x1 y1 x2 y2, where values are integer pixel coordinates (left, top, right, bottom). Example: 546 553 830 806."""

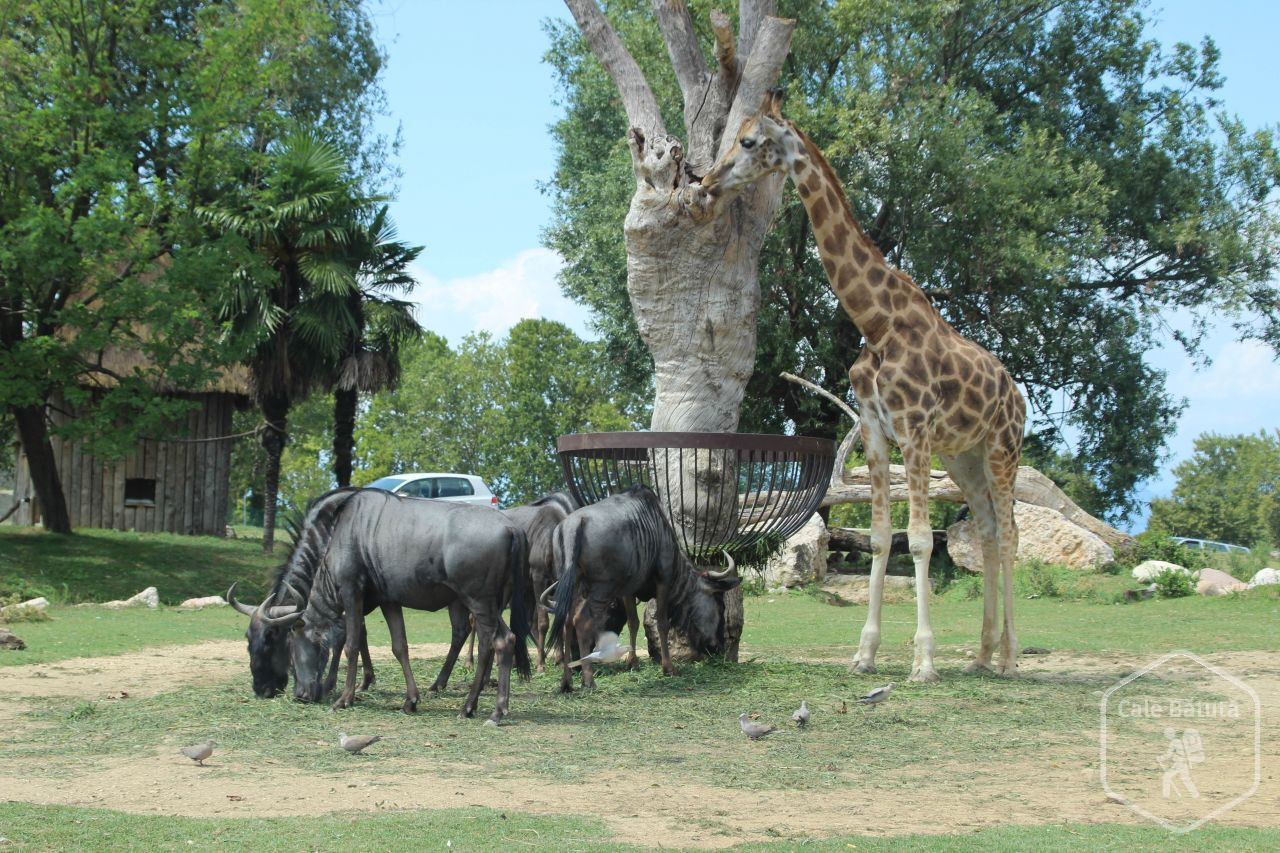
0 597 49 618
761 514 829 590
1196 567 1248 596
102 586 160 610
947 503 1114 572
179 595 227 609
1248 568 1280 588
1131 560 1193 583
0 628 25 650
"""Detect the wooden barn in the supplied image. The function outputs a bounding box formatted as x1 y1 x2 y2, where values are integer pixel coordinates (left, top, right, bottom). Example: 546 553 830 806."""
10 360 251 536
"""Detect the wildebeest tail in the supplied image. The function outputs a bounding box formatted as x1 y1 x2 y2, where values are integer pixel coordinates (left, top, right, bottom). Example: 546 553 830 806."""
508 528 533 681
548 520 584 645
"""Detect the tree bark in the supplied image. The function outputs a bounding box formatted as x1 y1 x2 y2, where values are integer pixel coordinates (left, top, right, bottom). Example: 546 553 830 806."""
260 395 289 555
332 387 356 488
12 404 72 534
568 0 795 663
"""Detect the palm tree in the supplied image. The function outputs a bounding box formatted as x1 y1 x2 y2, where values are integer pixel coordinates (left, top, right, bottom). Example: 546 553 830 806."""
200 131 374 553
327 206 422 487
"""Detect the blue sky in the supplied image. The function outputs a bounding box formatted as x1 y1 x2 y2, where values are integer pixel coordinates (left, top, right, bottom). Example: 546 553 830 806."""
369 1 1279 533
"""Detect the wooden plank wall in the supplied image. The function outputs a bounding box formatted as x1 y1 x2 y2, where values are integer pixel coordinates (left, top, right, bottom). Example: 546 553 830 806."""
12 392 237 535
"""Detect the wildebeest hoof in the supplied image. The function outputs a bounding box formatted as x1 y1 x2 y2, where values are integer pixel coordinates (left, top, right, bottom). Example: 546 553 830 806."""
402 700 418 714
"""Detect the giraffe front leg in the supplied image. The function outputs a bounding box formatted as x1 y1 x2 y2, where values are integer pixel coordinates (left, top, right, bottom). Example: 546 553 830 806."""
853 424 890 674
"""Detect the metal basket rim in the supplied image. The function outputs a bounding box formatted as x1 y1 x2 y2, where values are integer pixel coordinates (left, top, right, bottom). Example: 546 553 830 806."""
557 431 835 456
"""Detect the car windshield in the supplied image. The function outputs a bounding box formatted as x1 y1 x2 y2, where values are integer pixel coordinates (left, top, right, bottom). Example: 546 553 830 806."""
365 476 404 491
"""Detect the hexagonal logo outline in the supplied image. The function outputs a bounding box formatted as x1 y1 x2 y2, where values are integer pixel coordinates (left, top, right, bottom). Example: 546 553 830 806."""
1099 649 1261 833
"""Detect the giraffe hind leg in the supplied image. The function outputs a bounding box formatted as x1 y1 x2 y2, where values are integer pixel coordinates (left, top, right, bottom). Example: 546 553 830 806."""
942 448 1000 675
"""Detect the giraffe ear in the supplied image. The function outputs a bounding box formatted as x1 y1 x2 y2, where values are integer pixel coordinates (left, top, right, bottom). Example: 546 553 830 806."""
764 89 785 119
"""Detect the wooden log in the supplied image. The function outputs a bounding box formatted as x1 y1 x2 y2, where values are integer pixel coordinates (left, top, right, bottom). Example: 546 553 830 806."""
827 527 947 557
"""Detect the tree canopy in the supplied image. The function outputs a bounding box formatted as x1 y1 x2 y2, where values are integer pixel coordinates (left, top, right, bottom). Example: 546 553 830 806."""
544 0 1280 523
1148 431 1280 547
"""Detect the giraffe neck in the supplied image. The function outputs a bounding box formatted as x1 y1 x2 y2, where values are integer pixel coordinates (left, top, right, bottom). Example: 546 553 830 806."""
788 128 915 349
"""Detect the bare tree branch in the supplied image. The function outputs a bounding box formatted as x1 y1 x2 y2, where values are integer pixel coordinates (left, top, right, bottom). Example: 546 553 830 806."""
565 0 665 135
737 0 775 66
718 14 796 160
652 0 708 118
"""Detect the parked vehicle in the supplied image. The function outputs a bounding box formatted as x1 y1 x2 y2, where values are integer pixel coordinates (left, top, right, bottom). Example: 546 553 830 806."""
1170 536 1250 554
364 473 499 508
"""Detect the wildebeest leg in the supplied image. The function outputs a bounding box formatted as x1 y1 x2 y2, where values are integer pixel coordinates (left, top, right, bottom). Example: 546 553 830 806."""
461 618 496 719
381 604 420 713
654 582 677 676
558 615 574 693
573 597 598 690
465 613 476 668
622 596 640 671
487 620 516 725
358 624 375 691
429 600 472 693
532 582 549 674
333 591 365 710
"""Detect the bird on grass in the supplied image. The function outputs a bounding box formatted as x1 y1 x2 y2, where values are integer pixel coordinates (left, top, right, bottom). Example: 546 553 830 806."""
179 739 216 766
568 631 631 668
739 713 778 740
339 733 382 755
856 682 896 710
791 700 810 727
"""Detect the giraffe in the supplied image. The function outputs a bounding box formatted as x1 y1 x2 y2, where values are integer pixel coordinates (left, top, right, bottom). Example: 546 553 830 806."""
702 93 1026 681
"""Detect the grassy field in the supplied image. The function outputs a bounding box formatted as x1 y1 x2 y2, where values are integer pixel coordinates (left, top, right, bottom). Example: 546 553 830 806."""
2 528 1277 850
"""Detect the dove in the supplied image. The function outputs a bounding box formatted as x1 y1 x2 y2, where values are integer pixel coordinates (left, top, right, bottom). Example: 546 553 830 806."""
739 713 778 740
339 733 382 755
568 631 632 668
178 739 216 766
791 700 810 727
856 682 896 709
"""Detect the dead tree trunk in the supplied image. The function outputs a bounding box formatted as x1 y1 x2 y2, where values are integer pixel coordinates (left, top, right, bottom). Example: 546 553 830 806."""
567 0 795 661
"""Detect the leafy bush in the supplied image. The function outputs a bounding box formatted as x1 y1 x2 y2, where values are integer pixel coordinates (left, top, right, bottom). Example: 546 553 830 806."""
0 592 51 623
1153 567 1194 599
1115 531 1194 571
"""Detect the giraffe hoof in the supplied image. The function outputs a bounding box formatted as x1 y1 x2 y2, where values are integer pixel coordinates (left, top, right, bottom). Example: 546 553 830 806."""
909 667 940 684
851 660 876 675
996 662 1019 678
964 661 994 676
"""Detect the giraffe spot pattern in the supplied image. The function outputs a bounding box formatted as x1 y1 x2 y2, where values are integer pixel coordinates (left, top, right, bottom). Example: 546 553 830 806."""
809 195 829 228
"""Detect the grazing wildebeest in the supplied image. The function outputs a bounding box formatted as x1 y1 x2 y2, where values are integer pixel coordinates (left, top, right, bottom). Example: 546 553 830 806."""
548 485 740 692
263 490 532 722
503 491 578 671
228 487 375 698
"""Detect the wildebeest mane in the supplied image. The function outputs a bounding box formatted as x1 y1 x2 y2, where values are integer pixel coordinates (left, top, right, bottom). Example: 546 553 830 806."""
269 486 360 606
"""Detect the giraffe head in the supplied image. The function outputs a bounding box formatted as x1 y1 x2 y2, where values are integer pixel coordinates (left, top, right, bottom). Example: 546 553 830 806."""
701 90 804 193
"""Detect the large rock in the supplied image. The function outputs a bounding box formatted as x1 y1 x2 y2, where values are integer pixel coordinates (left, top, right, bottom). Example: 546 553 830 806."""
761 514 829 590
947 502 1114 572
1248 568 1280 588
1196 568 1247 596
0 597 48 618
102 586 160 610
179 595 227 609
1132 560 1194 583
0 628 25 650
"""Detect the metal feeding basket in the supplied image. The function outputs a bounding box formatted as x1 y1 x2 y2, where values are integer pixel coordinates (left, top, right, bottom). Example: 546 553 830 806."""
557 432 835 564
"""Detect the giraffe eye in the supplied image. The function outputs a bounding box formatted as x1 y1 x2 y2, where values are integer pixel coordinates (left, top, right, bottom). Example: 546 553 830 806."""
740 137 756 150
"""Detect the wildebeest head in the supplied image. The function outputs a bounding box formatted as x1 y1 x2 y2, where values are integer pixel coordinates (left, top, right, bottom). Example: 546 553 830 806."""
228 583 302 698
288 612 341 704
673 557 741 654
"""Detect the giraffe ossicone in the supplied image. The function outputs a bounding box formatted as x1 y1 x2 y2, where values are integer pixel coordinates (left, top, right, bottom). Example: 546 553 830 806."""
705 91 1027 681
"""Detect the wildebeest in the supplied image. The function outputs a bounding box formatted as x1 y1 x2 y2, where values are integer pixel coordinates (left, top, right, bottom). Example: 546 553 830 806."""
548 485 740 692
228 487 374 698
502 491 577 671
263 489 532 722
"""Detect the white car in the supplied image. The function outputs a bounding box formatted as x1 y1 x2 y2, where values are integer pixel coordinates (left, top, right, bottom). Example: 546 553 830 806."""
364 473 499 508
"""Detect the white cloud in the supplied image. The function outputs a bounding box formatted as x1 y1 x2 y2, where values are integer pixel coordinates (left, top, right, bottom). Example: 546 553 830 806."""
408 248 595 345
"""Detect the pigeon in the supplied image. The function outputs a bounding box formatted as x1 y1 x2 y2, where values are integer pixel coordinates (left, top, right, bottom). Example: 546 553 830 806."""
856 682 896 709
339 733 382 755
791 700 810 727
568 631 632 668
739 713 778 740
179 739 216 766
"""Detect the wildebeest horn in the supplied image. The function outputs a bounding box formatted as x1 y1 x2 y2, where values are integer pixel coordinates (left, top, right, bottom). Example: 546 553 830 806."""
257 593 304 627
538 582 558 613
281 579 304 607
701 550 737 580
227 582 257 617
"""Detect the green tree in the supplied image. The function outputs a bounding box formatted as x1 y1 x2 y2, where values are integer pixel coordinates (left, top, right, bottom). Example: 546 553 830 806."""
1148 431 1280 547
356 321 647 506
0 0 391 534
545 0 1280 522
200 132 375 553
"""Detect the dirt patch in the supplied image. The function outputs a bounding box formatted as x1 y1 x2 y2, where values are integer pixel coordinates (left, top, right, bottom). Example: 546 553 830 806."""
2 644 1276 847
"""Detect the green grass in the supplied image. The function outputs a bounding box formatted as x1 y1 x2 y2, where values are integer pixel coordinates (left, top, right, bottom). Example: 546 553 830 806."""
0 527 281 605
0 803 1274 851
